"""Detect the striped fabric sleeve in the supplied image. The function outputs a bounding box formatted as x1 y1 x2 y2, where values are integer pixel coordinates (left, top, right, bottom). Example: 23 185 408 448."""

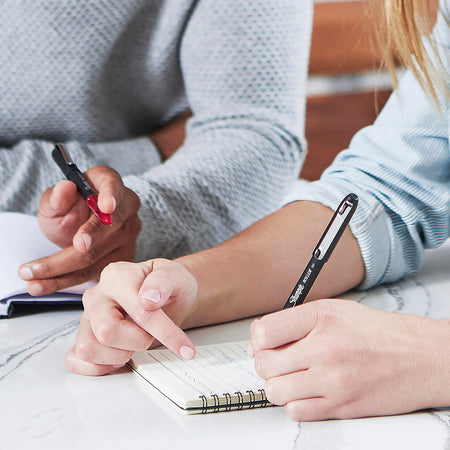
284 67 450 290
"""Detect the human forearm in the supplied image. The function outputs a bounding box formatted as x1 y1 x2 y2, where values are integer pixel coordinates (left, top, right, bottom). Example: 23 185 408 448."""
286 71 450 290
412 316 450 408
64 199 363 376
127 0 312 263
126 122 303 262
178 200 364 328
0 136 160 215
14 115 188 294
90 110 191 178
0 139 98 214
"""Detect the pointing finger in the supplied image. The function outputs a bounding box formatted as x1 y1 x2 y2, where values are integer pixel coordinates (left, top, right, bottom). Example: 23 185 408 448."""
88 261 196 359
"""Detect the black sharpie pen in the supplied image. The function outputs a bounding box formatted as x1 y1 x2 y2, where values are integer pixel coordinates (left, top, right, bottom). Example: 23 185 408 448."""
52 144 112 226
283 193 358 308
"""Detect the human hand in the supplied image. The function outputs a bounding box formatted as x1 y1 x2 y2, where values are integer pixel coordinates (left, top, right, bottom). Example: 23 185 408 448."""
18 166 141 295
65 258 198 376
250 299 447 421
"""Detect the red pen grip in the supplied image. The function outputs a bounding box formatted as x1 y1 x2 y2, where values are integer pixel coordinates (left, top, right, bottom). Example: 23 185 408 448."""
86 195 112 226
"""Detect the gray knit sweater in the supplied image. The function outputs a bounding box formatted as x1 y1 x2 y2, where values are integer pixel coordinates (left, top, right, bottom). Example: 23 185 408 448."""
0 0 312 261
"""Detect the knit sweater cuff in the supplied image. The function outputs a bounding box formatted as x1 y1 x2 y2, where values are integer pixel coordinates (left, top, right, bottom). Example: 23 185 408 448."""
121 176 180 262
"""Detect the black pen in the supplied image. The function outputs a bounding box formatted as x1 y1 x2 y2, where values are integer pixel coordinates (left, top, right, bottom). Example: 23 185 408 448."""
283 193 358 308
52 144 112 226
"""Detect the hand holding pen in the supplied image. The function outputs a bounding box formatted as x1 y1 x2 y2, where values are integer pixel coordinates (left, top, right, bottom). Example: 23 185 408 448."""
19 145 142 296
52 144 113 227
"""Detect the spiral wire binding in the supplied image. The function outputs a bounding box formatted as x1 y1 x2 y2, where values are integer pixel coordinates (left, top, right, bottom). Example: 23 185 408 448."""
224 392 232 412
247 390 256 409
200 395 208 414
197 389 269 413
212 394 220 413
258 389 269 407
235 391 244 410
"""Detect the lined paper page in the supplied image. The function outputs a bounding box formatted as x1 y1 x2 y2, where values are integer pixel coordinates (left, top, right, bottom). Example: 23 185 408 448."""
0 213 60 300
130 341 265 410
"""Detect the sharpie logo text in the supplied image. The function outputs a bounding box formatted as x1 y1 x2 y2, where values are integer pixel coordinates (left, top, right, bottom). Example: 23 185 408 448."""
289 283 304 305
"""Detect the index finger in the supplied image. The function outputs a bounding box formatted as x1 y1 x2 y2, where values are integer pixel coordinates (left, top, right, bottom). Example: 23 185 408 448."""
133 308 196 360
250 301 328 352
85 165 124 214
86 262 196 360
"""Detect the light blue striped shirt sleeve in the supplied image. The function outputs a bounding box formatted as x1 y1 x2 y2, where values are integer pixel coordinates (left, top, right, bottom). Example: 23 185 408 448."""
284 14 450 289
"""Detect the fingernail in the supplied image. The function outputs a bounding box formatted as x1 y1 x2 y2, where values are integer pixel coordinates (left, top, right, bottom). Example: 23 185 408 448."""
160 288 170 303
250 318 259 333
252 324 264 343
32 264 42 274
19 266 34 280
111 196 117 211
82 233 92 251
49 189 59 210
180 345 195 360
28 283 43 296
140 289 161 304
247 343 254 357
111 364 123 369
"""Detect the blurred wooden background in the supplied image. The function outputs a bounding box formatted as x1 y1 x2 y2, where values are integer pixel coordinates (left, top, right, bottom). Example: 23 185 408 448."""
302 0 392 180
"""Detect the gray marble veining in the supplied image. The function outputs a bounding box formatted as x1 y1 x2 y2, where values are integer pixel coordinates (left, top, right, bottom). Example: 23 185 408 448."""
1 242 450 449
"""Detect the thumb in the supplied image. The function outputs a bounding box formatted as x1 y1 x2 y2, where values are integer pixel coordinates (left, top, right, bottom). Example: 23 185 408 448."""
137 259 198 311
38 180 89 248
40 180 79 218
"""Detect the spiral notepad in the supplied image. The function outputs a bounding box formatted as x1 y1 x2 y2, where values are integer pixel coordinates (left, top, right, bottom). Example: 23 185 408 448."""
129 341 273 414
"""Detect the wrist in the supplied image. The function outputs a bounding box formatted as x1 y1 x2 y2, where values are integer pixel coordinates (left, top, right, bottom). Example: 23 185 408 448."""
434 318 450 406
410 316 450 409
151 110 190 161
175 246 243 329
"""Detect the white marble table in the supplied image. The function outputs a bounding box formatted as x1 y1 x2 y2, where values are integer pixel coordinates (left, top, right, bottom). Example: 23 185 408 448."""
1 243 450 450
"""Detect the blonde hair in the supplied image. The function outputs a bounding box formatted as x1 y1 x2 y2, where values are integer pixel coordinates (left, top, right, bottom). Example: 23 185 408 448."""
376 0 448 105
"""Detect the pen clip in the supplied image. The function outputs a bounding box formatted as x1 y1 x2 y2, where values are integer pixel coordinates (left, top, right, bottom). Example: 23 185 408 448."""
313 194 358 261
54 143 74 165
52 144 94 198
52 144 77 179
